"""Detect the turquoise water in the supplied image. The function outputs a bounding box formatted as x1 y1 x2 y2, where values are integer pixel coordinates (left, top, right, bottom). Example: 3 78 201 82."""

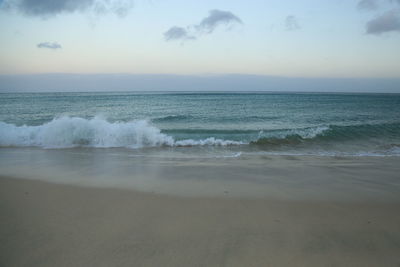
1 92 400 156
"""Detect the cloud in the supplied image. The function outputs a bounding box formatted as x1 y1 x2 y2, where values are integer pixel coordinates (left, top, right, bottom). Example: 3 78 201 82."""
2 0 133 18
90 0 133 17
196 9 243 33
357 0 380 10
366 9 400 34
285 15 300 31
164 26 195 42
37 42 62 49
357 0 400 11
164 9 243 42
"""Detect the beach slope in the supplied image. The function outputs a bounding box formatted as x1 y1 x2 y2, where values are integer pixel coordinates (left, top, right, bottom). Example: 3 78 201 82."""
1 176 400 267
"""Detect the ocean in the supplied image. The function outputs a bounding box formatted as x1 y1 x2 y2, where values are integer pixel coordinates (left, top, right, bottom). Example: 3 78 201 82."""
1 92 400 157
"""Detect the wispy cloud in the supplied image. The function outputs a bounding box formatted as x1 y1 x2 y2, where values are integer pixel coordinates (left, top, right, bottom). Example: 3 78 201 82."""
2 0 133 18
196 9 243 33
357 0 380 11
285 15 300 31
37 42 62 49
357 0 400 10
366 8 400 34
164 9 243 42
164 26 196 42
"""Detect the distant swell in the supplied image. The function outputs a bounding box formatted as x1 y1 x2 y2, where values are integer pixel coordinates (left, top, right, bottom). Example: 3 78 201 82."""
0 117 242 148
152 115 193 122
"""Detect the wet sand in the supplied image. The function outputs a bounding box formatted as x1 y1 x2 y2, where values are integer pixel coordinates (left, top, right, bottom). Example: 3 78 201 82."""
1 175 400 267
1 148 400 201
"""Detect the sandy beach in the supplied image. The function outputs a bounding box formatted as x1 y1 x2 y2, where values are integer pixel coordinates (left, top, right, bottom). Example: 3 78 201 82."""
1 159 400 267
2 0 400 265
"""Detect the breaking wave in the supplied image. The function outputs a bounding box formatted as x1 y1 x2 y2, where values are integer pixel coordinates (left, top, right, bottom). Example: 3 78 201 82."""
1 116 399 151
0 116 242 148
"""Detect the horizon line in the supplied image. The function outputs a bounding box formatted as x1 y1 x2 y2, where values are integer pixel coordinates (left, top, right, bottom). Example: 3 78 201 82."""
1 73 400 80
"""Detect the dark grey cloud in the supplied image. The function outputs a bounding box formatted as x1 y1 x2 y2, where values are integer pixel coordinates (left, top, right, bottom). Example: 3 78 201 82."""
2 0 133 17
366 9 400 34
358 0 380 10
37 42 62 49
285 15 300 31
164 26 195 42
10 0 92 16
196 9 243 33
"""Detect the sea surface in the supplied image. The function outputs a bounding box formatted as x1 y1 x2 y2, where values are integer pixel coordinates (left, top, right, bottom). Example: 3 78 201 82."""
1 92 400 157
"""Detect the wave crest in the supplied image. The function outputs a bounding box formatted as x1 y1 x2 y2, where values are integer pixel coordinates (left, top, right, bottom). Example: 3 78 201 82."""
1 117 400 150
0 117 174 148
251 123 400 147
0 117 241 148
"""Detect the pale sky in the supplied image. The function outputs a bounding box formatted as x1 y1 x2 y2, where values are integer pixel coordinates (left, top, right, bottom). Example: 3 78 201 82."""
0 0 399 78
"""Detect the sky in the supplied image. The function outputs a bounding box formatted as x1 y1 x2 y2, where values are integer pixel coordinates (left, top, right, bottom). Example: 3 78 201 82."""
0 0 400 92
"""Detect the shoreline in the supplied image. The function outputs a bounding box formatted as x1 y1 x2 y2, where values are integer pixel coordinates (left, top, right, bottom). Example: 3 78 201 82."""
1 148 400 201
1 176 400 266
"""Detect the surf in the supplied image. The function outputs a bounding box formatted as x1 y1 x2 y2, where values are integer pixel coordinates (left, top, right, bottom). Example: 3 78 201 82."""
0 116 241 148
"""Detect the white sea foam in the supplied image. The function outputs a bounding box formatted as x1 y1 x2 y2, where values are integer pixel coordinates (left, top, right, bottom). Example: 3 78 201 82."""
0 116 242 148
175 138 243 146
284 126 329 139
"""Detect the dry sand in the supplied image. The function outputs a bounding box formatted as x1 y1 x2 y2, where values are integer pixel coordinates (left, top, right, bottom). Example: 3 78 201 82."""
1 176 400 267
